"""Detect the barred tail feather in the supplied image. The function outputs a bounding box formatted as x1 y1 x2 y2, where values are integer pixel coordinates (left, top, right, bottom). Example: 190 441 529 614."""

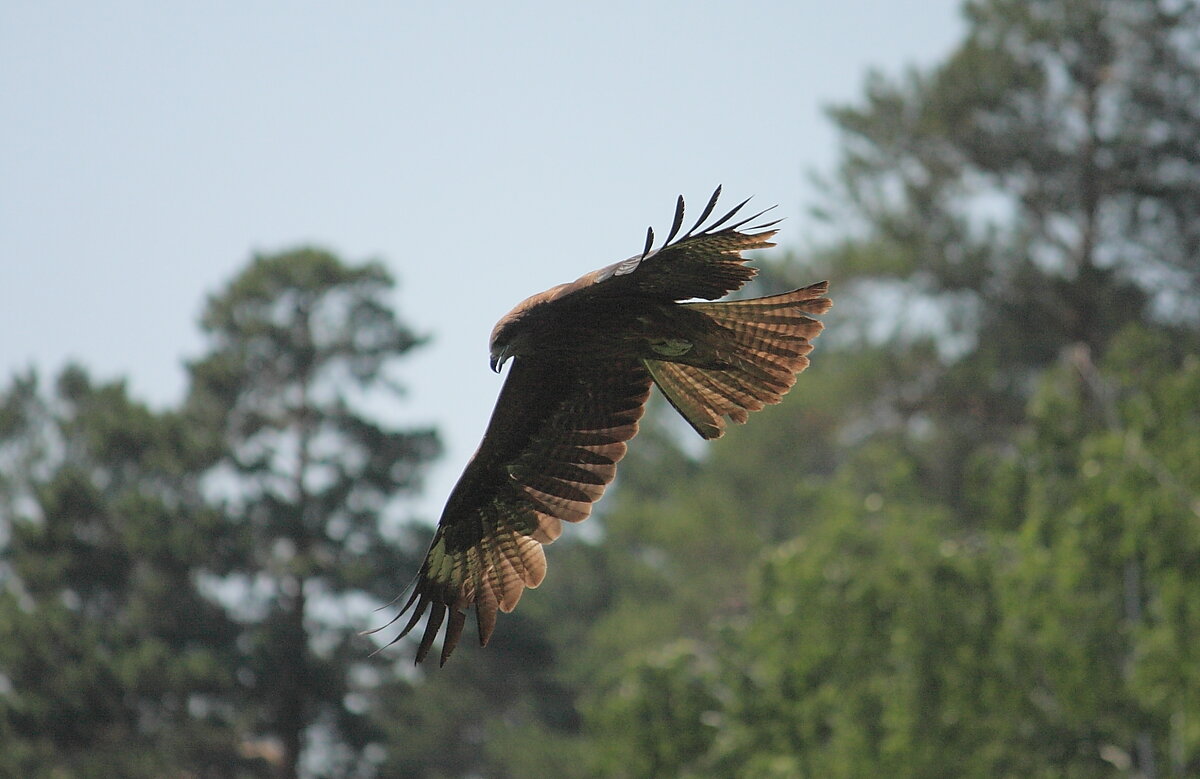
646 282 831 439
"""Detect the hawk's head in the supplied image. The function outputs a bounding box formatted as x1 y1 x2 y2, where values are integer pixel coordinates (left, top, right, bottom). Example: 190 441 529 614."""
488 282 569 372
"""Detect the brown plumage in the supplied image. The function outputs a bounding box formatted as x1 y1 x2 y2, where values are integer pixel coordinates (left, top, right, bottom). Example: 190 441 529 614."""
380 187 831 665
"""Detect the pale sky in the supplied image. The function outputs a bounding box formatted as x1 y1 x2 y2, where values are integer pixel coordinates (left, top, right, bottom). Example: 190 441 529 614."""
1 2 963 521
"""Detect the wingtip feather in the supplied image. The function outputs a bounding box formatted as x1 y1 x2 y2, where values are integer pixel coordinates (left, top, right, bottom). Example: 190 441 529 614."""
685 186 723 238
415 602 447 664
664 194 686 245
702 195 753 234
440 609 467 666
477 603 498 647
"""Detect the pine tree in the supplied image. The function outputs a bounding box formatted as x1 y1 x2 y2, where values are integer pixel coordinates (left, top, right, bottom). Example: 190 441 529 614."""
188 248 439 777
817 0 1200 504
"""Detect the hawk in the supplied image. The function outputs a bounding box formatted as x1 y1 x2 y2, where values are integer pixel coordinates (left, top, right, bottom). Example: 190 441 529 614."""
384 187 831 664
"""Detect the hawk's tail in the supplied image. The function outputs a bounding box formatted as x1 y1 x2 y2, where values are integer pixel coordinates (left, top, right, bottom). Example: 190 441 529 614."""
644 281 831 439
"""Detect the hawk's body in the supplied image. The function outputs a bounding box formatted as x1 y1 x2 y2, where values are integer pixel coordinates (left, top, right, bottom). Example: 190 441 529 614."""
384 188 831 664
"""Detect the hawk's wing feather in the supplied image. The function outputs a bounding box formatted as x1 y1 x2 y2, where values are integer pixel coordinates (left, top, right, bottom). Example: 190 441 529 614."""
662 194 687 245
576 186 780 301
645 282 832 439
382 357 652 665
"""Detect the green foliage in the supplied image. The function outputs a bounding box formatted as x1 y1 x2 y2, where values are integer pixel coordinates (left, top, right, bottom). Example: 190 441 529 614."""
0 368 259 777
712 509 1000 777
988 327 1200 774
586 641 722 778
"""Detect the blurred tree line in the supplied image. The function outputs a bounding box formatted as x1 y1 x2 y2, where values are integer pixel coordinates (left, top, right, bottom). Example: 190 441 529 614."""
2 0 1199 775
0 252 441 777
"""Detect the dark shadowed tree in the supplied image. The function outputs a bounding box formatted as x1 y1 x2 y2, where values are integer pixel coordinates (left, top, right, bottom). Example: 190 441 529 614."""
0 367 260 776
187 248 439 777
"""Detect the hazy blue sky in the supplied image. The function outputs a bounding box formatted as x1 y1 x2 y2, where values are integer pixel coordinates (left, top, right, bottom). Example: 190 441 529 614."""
2 2 963 519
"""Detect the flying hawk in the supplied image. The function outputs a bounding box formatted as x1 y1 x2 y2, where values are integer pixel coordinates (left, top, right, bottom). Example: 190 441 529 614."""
384 187 831 664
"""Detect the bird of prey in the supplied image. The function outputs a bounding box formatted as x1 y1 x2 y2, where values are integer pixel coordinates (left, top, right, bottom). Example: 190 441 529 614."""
383 187 831 665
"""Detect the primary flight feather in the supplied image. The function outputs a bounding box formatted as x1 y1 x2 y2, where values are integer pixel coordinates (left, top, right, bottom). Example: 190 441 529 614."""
382 187 831 665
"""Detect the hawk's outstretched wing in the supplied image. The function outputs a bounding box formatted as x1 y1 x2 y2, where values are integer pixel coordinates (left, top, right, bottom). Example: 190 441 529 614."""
557 185 780 302
380 357 652 665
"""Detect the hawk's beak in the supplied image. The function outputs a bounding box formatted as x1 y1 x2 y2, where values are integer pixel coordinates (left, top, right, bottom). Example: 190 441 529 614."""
489 346 510 373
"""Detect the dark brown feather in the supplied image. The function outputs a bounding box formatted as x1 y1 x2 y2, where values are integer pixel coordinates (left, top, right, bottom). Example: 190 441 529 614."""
663 194 686 245
685 186 723 238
